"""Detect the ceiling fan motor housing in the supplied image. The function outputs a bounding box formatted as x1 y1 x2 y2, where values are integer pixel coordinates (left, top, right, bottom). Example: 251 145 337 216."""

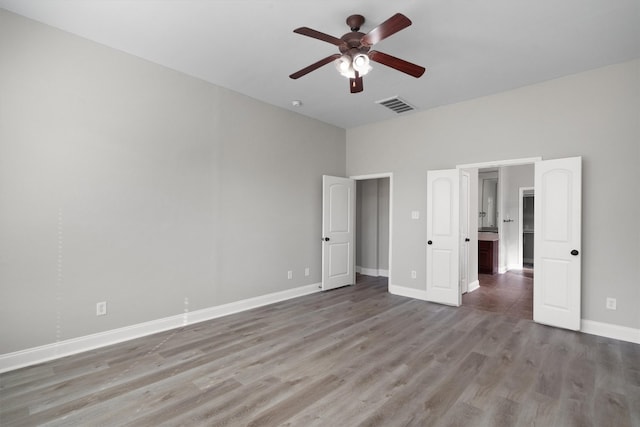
339 33 371 58
346 14 365 31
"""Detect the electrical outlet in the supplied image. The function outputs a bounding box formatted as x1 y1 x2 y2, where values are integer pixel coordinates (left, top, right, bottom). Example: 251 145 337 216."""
305 267 310 277
606 297 616 310
411 270 417 279
96 301 107 316
287 270 293 280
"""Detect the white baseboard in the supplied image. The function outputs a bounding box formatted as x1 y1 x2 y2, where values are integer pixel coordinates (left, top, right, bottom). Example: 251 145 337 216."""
0 283 321 374
390 284 640 345
4 283 636 373
357 266 378 276
356 266 389 277
581 319 640 344
467 280 480 293
388 284 428 301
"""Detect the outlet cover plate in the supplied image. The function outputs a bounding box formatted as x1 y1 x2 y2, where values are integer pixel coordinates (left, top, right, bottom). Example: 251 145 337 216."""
96 301 107 316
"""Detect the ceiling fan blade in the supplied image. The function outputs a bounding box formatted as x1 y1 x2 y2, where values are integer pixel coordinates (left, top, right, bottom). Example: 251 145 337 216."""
289 54 341 79
293 27 347 48
360 13 412 47
368 50 426 78
350 73 364 93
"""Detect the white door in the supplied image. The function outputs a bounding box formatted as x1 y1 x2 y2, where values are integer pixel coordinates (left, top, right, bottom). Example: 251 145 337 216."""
460 171 470 294
426 169 461 306
534 157 582 330
322 175 355 291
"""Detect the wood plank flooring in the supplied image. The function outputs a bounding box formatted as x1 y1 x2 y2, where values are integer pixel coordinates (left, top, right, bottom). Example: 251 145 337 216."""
1 275 638 426
462 269 534 319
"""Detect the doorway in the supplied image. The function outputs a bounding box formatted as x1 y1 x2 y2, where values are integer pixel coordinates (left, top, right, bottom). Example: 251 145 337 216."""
321 174 393 291
463 163 535 318
351 173 392 288
452 157 582 330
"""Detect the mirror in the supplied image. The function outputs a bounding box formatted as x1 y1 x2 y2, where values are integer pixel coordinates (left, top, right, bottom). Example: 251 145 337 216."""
479 171 498 231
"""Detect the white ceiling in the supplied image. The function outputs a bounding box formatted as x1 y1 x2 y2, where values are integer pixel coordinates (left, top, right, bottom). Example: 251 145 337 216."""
1 0 639 129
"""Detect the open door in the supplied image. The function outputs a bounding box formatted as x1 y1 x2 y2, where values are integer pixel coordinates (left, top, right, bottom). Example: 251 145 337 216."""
426 169 461 306
322 175 355 291
460 171 470 294
534 157 581 330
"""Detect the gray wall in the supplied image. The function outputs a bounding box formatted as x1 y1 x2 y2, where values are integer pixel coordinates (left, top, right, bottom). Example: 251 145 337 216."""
501 165 534 270
347 59 640 330
355 178 390 274
0 10 345 354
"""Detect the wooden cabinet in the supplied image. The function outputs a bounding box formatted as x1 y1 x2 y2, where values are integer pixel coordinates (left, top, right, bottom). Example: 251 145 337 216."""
478 239 498 274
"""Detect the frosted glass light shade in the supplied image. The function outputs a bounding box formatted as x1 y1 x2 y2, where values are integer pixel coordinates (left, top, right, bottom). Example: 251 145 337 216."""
352 54 372 76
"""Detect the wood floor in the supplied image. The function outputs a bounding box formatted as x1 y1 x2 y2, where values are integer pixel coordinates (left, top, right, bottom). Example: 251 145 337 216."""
462 269 534 320
2 275 639 426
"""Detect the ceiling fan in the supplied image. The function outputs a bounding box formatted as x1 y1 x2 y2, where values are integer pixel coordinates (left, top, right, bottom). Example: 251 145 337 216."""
289 13 426 94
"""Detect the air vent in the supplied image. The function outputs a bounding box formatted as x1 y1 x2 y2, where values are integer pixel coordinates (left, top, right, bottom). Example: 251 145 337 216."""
375 96 416 114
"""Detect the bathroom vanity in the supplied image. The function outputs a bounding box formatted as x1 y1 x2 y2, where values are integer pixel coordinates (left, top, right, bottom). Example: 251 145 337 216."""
478 232 499 274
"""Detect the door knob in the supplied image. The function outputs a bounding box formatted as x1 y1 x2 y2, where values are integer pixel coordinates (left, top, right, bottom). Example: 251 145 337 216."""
465 238 470 242
323 237 330 242
571 249 579 256
427 240 432 245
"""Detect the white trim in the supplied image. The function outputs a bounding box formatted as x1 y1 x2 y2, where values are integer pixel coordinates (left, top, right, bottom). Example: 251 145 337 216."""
581 319 640 344
350 172 392 181
355 267 389 277
356 266 379 277
350 172 393 287
467 280 480 293
0 283 321 374
497 167 505 274
388 284 428 301
456 157 542 170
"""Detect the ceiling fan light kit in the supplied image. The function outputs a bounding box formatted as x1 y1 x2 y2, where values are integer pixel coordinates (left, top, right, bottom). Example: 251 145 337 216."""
334 53 371 79
289 13 426 94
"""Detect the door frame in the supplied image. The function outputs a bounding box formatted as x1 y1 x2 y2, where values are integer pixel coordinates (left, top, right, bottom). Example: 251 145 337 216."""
457 156 583 330
350 173 393 286
456 157 541 305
